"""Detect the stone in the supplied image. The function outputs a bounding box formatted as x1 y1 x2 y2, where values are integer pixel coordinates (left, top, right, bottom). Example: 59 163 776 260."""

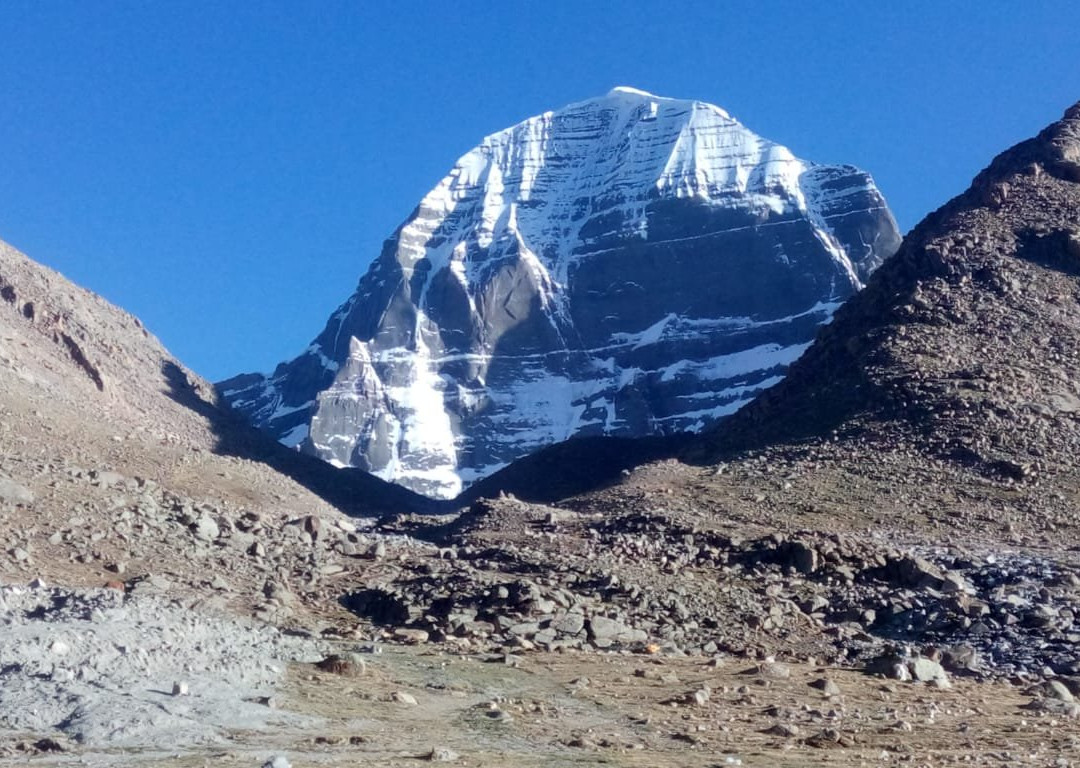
587 615 623 641
0 478 33 506
192 515 219 542
392 691 418 706
758 661 791 680
427 747 460 762
809 678 840 696
766 723 800 737
909 657 949 685
892 556 946 590
533 628 557 646
336 519 357 534
552 612 585 636
393 628 430 644
262 757 291 768
1046 680 1075 703
508 622 540 637
941 571 974 594
172 681 189 696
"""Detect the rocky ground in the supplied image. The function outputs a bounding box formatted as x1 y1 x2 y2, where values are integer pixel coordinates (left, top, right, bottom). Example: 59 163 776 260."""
5 442 1080 766
3 107 1080 765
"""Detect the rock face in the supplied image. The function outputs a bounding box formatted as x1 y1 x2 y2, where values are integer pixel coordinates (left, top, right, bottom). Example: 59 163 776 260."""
220 87 900 498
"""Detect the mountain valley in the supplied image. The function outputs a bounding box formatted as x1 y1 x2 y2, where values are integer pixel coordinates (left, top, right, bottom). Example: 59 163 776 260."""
1 99 1080 767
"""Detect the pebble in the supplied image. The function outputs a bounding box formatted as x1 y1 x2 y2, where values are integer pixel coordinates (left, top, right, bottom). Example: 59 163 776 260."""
758 661 791 680
810 678 841 696
0 477 34 506
1046 680 1075 702
766 722 800 737
193 515 220 542
393 628 430 644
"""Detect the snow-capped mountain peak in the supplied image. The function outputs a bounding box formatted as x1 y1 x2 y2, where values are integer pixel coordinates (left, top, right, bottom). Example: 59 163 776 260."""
219 89 901 499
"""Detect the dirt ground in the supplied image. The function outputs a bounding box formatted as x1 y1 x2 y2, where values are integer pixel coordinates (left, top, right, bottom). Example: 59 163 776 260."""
11 644 1075 767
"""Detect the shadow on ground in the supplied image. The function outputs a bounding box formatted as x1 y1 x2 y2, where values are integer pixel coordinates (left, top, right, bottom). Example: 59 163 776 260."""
460 433 682 506
161 360 712 515
161 360 444 518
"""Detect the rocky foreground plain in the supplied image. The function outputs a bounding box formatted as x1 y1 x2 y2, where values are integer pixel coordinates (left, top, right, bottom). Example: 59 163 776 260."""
1 102 1080 766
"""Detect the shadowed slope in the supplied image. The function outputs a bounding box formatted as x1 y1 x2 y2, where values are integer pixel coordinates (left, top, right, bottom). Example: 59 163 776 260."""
689 102 1080 483
0 238 434 518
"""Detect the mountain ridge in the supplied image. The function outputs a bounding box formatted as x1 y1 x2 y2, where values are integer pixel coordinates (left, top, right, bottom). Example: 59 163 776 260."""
696 99 1080 474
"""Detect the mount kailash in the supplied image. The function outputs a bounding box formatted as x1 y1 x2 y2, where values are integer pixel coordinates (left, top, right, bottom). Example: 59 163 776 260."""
219 87 901 499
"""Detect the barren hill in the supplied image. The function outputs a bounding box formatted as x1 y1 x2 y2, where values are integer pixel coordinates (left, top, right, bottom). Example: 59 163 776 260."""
703 102 1080 484
0 237 435 589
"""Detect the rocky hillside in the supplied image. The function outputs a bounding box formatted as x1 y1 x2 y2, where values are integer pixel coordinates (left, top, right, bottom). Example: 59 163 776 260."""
0 237 432 591
698 102 1080 483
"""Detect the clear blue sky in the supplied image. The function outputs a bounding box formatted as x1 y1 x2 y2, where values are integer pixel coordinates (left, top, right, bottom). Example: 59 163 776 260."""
1 1 1077 381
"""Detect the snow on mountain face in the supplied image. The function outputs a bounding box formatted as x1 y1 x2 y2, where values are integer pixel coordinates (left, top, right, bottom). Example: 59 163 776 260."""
219 87 901 499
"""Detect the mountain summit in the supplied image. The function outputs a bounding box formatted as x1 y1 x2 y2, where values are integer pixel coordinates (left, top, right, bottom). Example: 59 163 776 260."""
220 88 900 498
